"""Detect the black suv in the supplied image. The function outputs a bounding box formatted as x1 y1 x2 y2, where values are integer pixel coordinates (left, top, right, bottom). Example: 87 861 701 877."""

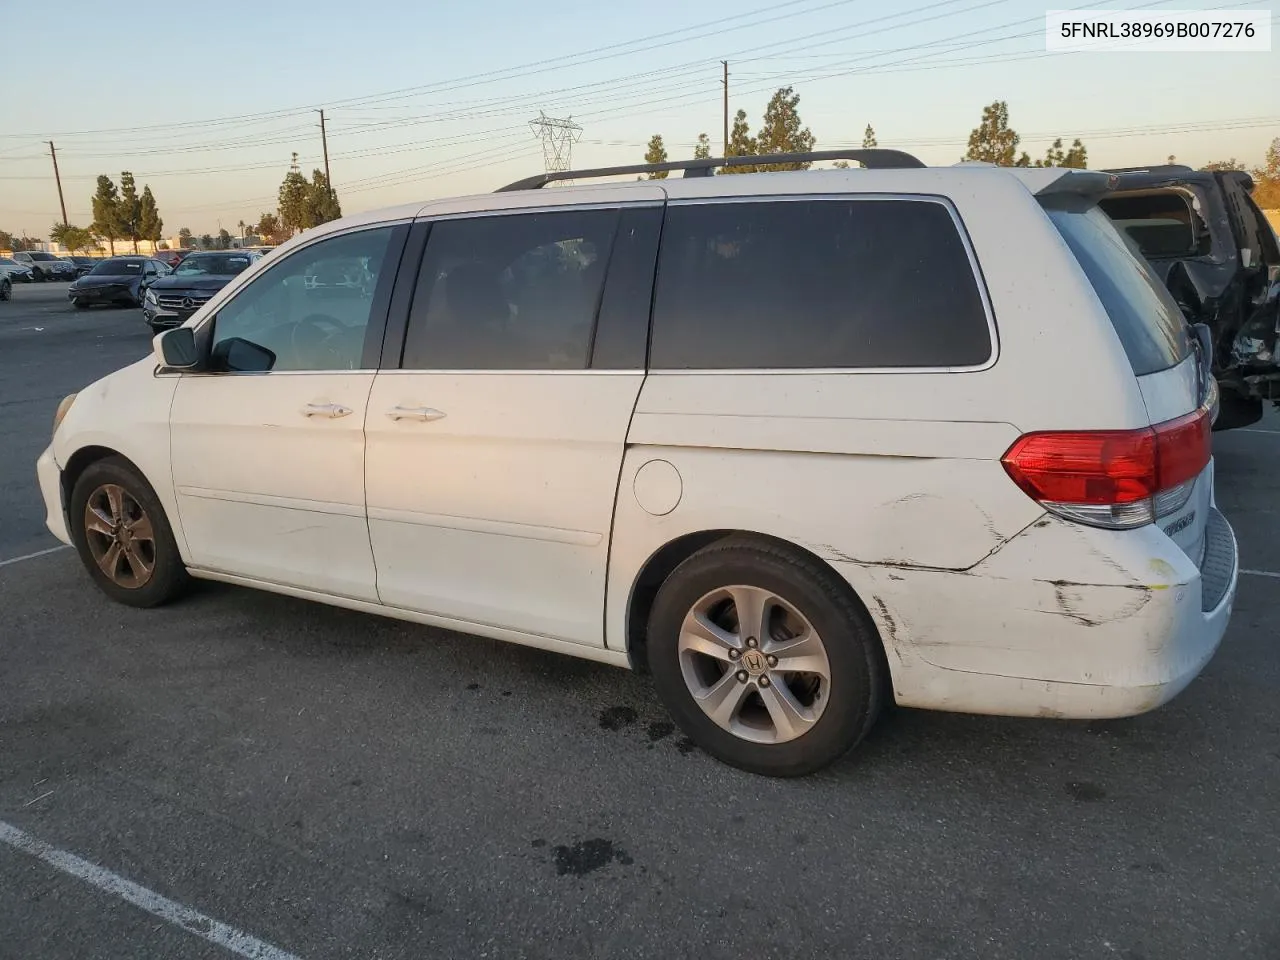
1101 165 1280 430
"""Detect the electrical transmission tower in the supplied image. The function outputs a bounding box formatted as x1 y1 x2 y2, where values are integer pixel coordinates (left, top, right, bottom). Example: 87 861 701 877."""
529 112 582 184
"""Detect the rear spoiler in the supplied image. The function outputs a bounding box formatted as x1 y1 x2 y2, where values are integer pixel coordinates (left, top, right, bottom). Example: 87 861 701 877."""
1035 170 1120 212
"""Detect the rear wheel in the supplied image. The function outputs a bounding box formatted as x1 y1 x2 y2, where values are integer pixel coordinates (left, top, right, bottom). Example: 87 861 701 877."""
647 537 885 777
0 277 10 301
69 457 190 608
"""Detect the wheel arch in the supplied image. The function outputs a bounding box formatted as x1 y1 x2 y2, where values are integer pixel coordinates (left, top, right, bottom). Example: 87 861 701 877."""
624 528 890 686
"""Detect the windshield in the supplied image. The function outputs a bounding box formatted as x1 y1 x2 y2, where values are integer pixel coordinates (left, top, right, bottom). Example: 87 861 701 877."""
89 259 144 277
1048 206 1191 376
27 252 57 261
175 254 253 276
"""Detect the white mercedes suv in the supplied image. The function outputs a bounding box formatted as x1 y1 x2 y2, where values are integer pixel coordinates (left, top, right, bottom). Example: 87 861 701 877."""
36 150 1237 776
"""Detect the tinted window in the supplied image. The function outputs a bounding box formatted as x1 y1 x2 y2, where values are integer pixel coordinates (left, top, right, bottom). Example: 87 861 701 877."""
402 208 619 370
211 226 395 372
27 252 56 262
176 254 253 276
1049 206 1191 376
90 259 144 276
649 199 991 370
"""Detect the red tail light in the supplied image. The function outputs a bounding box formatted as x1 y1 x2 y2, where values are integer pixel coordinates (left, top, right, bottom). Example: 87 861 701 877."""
1001 409 1210 529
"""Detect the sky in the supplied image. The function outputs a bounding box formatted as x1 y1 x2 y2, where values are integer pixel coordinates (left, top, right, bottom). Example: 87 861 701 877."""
1 0 1276 237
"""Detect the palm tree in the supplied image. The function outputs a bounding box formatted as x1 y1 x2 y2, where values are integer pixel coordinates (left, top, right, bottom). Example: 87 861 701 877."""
237 220 246 246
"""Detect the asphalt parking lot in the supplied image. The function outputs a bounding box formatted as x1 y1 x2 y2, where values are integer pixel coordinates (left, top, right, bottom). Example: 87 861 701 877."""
1 280 1278 960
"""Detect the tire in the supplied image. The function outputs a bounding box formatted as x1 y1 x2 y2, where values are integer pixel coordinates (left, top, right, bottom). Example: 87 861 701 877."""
33 268 45 282
647 536 885 777
72 298 88 309
68 456 190 608
0 278 10 301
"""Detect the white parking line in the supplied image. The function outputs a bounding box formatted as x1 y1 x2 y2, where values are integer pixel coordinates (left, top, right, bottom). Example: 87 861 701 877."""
0 820 302 960
0 544 70 567
1234 428 1280 435
1241 569 1280 579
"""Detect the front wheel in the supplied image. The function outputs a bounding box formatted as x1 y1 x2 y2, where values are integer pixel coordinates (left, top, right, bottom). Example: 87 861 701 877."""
0 278 10 301
33 268 45 282
69 457 190 608
72 298 87 309
648 537 886 777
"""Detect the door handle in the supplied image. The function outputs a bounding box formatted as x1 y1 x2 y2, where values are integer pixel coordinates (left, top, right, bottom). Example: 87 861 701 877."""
302 402 353 419
387 405 446 422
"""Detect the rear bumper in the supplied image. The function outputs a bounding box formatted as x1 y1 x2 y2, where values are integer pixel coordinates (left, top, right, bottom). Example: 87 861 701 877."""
37 445 71 546
856 507 1237 720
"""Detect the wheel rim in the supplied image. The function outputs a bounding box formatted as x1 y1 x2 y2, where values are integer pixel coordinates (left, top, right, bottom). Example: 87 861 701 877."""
677 585 831 745
83 483 157 589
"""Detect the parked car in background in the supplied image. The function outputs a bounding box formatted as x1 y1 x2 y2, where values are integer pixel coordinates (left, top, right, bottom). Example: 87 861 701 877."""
1101 165 1280 430
67 256 170 308
143 250 260 330
0 256 35 282
13 251 76 281
65 256 101 278
159 249 195 269
35 153 1235 777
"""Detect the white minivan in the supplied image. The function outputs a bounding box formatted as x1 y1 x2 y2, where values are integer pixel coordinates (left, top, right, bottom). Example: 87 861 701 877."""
36 151 1237 776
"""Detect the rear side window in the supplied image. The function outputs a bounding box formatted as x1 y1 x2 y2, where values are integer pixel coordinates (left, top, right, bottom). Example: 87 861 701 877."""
1048 207 1191 376
649 198 991 370
402 209 619 370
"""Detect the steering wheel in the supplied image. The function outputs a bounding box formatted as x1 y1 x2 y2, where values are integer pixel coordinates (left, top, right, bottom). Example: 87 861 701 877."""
289 313 348 367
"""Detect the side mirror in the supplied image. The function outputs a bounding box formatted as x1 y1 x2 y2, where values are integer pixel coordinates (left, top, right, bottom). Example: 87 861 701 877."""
211 336 276 373
154 327 201 370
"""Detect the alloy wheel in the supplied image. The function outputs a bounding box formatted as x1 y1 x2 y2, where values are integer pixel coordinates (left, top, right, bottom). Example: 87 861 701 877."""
677 585 831 744
83 483 157 589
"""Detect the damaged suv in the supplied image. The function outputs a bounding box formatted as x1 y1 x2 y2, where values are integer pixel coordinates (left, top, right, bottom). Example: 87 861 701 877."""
1101 165 1280 429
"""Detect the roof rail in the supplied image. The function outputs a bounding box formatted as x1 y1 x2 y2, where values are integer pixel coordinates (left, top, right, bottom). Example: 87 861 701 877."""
495 149 926 192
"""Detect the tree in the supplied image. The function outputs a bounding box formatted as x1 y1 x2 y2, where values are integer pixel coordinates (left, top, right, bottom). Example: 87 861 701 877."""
642 134 669 178
0 230 13 251
50 223 95 254
964 100 1025 167
1202 158 1246 172
91 175 123 255
1252 137 1280 210
199 233 214 250
693 133 712 160
119 171 141 253
278 154 312 235
754 86 815 170
1034 137 1088 169
722 109 757 174
237 219 246 243
137 185 163 247
178 227 194 249
216 228 232 250
256 212 286 244
862 124 878 148
307 170 342 225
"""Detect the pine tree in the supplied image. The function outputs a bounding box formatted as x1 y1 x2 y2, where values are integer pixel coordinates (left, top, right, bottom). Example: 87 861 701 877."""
754 86 815 170
91 175 123 255
964 101 1023 167
119 171 141 253
307 170 342 225
278 154 312 235
722 109 757 174
643 134 668 178
137 186 163 247
862 124 878 148
693 133 712 160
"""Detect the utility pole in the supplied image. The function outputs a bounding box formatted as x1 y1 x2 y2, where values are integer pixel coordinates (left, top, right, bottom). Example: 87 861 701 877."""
48 141 67 226
721 62 730 157
316 109 332 195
